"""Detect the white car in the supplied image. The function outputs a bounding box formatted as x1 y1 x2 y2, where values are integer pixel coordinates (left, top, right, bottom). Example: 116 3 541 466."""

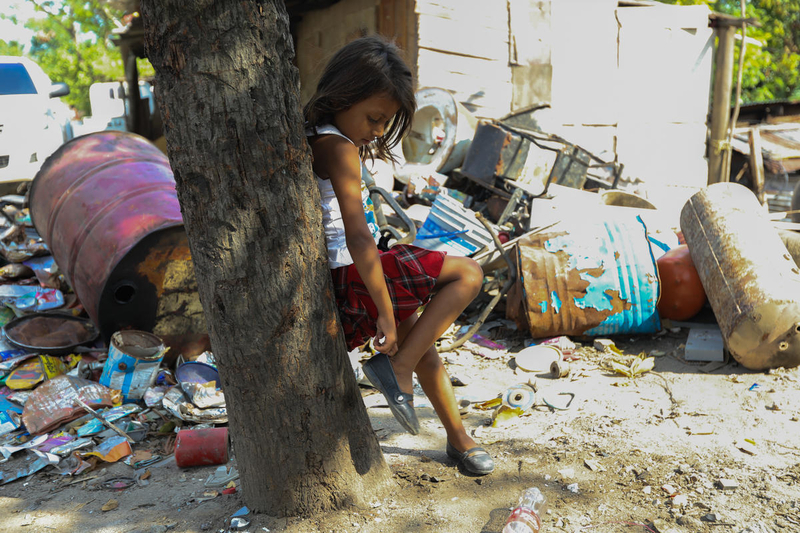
0 56 70 186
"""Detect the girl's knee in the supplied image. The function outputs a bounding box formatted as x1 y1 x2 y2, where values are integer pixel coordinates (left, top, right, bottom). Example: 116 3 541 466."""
462 258 483 297
414 348 444 375
436 255 483 300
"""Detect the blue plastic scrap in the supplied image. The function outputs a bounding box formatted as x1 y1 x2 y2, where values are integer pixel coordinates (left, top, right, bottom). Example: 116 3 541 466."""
550 291 562 314
232 506 250 517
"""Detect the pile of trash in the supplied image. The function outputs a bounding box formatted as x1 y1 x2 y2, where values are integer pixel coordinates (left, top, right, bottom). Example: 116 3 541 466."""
0 194 227 487
370 87 800 373
1 333 228 486
4 84 799 496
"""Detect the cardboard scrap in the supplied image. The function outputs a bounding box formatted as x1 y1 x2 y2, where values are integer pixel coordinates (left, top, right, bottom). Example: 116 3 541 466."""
5 355 67 390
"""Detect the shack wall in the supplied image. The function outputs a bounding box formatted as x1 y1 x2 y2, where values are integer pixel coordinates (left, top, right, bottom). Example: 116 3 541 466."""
293 0 713 191
414 0 512 119
614 4 713 189
296 0 382 104
543 1 712 192
509 0 553 110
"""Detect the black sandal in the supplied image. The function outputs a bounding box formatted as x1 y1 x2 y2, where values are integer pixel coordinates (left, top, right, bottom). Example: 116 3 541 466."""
363 353 420 435
446 441 494 475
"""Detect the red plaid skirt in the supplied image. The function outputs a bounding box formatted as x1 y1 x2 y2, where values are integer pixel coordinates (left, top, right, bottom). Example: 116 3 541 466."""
331 244 446 350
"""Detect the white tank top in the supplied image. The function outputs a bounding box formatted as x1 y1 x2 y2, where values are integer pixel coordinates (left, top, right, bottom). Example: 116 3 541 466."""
307 124 381 268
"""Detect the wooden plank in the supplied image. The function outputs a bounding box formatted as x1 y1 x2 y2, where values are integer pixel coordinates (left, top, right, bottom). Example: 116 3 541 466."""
415 0 508 27
413 0 514 118
550 0 618 123
510 0 553 108
378 0 415 66
417 50 511 88
773 221 800 232
416 48 512 118
294 0 379 104
378 0 400 42
617 6 714 124
417 14 508 61
748 128 766 205
616 122 708 188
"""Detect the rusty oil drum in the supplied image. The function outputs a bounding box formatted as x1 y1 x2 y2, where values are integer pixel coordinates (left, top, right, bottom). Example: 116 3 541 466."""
30 131 208 359
680 182 800 370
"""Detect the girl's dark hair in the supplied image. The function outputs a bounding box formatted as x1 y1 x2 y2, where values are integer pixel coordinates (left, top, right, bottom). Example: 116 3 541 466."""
304 35 415 162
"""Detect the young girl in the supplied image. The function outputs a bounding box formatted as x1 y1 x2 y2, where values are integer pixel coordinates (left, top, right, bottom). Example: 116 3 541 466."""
305 35 494 476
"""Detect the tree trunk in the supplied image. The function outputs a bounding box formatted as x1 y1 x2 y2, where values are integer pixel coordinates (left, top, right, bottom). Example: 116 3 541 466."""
141 0 392 516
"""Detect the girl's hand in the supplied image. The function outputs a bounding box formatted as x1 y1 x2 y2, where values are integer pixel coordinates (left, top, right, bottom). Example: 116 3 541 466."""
374 314 398 356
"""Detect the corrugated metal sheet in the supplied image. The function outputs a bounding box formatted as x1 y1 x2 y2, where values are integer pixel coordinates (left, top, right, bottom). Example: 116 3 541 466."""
732 124 800 174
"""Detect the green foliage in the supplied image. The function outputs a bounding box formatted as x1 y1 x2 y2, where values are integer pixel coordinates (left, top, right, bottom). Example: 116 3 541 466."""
137 57 155 80
0 40 26 56
659 0 800 103
16 0 126 115
747 0 800 101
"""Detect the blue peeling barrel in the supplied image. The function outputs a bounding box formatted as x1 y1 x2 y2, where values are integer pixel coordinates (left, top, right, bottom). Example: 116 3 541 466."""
514 216 661 338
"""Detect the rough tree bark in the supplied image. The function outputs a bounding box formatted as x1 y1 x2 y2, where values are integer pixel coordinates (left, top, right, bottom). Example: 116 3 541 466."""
141 0 392 516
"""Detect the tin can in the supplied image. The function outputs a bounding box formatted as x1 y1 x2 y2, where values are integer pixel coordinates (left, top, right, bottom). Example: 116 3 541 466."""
99 330 166 401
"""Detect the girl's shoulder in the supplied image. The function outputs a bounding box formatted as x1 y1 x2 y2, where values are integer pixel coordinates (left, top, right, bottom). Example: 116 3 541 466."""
308 129 359 181
307 124 349 138
309 131 357 159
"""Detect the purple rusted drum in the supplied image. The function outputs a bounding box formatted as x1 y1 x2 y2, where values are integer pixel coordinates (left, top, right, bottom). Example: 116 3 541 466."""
30 131 208 360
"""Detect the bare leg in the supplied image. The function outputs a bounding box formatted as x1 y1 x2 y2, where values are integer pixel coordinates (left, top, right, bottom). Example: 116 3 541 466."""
396 314 477 452
391 255 483 452
390 255 483 394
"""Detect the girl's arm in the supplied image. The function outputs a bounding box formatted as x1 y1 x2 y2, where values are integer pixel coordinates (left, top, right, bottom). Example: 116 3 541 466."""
313 136 398 355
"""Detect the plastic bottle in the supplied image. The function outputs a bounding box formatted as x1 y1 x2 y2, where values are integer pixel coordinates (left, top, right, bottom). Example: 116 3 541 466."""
502 487 546 533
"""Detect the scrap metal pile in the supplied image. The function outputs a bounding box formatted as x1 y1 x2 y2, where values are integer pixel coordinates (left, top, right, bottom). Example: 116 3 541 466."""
0 132 227 489
371 88 800 373
3 86 800 492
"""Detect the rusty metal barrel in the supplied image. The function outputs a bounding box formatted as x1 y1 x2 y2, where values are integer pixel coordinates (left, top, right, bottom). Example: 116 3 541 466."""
30 131 208 360
680 182 800 370
514 215 661 339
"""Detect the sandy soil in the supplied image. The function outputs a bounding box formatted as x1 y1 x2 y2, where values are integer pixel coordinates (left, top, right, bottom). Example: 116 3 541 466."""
1 322 799 533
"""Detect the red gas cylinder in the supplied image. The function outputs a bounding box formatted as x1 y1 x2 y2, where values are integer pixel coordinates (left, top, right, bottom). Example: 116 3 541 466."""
174 427 229 468
656 244 706 321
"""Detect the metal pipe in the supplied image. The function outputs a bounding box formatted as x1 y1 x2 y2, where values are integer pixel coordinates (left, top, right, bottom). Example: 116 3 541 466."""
367 185 417 244
439 212 516 352
708 24 737 185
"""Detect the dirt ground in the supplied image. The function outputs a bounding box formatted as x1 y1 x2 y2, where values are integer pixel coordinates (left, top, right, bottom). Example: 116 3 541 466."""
1 318 799 533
